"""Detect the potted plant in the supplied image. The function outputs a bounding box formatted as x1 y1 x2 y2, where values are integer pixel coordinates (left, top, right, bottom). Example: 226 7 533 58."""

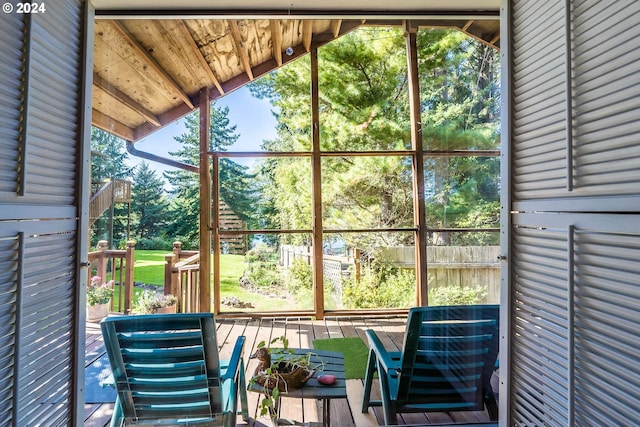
249 337 322 425
135 290 178 314
86 276 114 322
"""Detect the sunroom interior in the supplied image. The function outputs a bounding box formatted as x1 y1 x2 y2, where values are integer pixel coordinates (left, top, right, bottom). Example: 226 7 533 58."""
3 0 640 425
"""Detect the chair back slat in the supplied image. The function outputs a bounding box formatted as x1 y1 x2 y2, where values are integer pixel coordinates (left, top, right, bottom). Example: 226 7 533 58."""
101 313 225 424
397 305 499 412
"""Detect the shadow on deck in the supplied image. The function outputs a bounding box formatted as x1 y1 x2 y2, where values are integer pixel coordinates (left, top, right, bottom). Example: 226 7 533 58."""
84 316 495 426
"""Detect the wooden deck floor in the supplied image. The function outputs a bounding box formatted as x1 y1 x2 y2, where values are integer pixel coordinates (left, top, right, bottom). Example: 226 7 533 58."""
84 316 494 426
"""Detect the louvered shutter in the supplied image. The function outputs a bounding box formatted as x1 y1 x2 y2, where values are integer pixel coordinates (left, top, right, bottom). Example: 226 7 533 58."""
505 0 640 425
0 1 90 425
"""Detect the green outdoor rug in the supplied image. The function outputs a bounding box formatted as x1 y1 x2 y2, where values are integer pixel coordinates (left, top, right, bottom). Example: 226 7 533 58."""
313 337 370 379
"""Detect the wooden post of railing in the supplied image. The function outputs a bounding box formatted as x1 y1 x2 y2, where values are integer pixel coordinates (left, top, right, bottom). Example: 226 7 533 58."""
96 240 108 284
165 242 182 297
124 240 135 314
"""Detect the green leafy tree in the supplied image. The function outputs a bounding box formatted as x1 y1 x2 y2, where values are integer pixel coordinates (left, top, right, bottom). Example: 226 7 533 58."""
131 161 169 242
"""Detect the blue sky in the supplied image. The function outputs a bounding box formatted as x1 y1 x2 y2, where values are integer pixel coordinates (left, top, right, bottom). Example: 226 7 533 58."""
127 86 278 178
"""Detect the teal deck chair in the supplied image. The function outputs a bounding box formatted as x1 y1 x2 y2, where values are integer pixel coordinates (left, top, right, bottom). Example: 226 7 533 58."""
101 313 249 427
361 305 500 425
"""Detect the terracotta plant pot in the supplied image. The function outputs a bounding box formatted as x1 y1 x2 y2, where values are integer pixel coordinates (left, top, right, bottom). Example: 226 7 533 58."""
153 304 177 314
86 302 110 322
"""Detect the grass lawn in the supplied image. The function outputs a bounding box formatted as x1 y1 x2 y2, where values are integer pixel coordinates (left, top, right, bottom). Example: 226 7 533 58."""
132 250 299 312
133 250 167 287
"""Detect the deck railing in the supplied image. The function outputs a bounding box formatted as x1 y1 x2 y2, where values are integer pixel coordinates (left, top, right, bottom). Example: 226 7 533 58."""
88 240 135 314
165 242 200 313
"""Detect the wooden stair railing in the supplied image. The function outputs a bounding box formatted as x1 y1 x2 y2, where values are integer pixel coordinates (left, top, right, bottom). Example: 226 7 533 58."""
89 179 132 225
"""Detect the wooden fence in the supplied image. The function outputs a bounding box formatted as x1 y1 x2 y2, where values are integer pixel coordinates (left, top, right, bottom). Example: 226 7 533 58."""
280 244 500 304
379 246 500 304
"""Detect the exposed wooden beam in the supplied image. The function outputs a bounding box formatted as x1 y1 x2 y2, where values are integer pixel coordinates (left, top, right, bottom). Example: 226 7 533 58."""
463 19 474 31
92 109 134 141
330 19 342 38
461 25 501 50
228 20 254 81
270 19 283 67
302 20 313 52
107 20 195 109
176 20 225 95
93 74 161 127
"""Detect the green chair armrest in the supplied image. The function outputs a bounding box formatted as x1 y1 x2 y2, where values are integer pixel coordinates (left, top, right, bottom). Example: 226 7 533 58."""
365 329 400 374
221 335 245 381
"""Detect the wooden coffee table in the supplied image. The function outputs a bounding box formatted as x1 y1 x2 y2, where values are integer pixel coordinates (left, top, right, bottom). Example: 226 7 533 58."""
247 348 347 427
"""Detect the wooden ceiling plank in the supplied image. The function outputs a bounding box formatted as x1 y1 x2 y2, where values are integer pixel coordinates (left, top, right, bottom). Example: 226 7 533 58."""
330 19 342 38
133 101 195 142
109 20 195 109
310 19 363 45
270 19 283 67
302 20 313 52
229 19 254 81
176 19 225 95
92 108 134 141
93 74 161 127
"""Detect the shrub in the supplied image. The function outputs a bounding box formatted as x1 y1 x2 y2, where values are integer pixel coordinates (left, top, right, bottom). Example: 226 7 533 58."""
245 242 278 263
135 237 175 251
428 285 487 306
242 260 282 291
342 262 415 309
288 258 313 295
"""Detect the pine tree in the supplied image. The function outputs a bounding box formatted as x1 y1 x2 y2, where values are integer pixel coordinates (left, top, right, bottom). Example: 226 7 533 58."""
164 104 257 248
250 27 501 247
131 162 169 241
